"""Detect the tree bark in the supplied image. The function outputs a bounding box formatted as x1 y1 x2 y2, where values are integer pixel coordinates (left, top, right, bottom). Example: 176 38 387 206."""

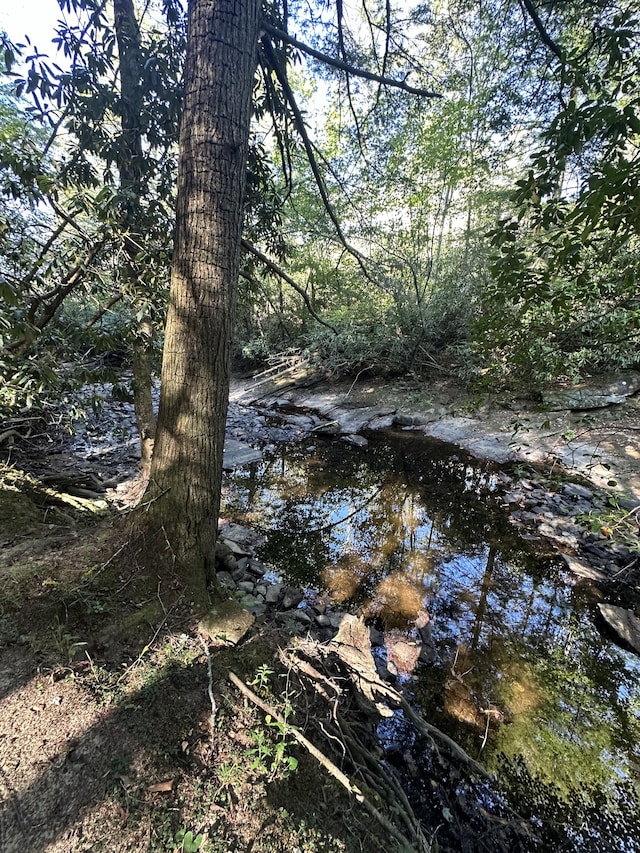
139 0 261 605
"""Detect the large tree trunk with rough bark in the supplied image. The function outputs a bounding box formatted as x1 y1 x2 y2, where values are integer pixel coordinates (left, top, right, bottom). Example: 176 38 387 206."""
137 0 261 605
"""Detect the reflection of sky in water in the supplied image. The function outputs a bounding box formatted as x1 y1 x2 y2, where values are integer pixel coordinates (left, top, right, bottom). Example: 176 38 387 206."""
223 435 640 834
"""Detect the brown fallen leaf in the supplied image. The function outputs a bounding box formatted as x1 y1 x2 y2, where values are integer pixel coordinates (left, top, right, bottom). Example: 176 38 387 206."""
147 779 174 793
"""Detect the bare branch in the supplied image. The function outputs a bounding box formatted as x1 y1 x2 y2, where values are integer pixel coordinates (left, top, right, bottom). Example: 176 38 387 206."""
241 238 337 334
261 21 442 98
260 35 371 278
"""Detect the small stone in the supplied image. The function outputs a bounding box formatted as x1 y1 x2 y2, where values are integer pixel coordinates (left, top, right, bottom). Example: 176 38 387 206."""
328 612 345 629
237 581 255 594
314 613 332 628
342 434 368 448
294 610 312 625
247 560 268 577
255 584 267 597
282 588 304 610
265 583 284 604
216 571 236 590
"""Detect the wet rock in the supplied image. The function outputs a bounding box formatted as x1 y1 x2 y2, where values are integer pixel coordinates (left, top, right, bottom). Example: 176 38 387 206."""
222 438 262 470
561 553 607 581
313 421 341 436
598 604 640 655
367 414 396 430
394 412 432 427
342 434 368 448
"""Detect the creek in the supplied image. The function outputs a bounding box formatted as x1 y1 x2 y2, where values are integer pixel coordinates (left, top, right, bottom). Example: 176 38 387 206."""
222 429 640 851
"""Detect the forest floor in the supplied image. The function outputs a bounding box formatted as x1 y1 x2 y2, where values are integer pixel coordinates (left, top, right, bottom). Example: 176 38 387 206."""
1 369 639 853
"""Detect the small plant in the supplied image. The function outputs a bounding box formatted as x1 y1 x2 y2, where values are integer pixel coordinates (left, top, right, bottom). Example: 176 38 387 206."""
250 663 274 692
175 828 204 853
577 498 640 551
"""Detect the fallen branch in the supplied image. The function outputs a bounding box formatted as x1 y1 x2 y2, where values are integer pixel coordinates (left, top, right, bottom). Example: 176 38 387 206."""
228 670 428 851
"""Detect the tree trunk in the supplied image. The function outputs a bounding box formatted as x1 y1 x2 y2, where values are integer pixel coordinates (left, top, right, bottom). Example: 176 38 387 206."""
139 0 261 605
113 0 157 480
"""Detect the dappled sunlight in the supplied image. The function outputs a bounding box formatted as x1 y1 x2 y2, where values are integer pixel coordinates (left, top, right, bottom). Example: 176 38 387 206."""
320 555 367 602
361 572 426 627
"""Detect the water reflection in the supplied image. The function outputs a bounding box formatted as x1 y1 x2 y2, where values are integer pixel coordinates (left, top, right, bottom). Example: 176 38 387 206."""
222 431 640 847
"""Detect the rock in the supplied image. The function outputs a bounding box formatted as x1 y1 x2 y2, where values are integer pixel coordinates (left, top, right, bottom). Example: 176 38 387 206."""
265 583 284 604
235 594 266 615
216 571 236 590
282 588 304 609
237 581 255 594
560 553 607 581
541 372 640 410
328 612 346 629
220 537 252 557
220 523 265 550
246 560 268 577
367 414 396 430
598 604 640 655
314 613 332 628
393 412 431 427
199 600 255 646
222 438 262 470
342 434 368 448
231 565 246 581
562 483 594 501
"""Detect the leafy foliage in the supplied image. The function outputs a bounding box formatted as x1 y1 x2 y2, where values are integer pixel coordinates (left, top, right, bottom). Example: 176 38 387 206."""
478 5 640 383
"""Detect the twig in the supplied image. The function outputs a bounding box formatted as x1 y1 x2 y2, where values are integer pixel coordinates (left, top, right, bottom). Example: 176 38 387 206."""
200 636 217 731
343 367 374 400
227 670 427 851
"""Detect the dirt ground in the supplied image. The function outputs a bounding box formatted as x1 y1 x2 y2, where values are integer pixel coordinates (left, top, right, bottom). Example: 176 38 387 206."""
1 371 639 853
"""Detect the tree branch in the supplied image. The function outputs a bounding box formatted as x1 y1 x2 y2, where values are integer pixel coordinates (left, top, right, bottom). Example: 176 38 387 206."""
260 34 372 279
261 21 441 98
519 0 564 61
241 238 337 334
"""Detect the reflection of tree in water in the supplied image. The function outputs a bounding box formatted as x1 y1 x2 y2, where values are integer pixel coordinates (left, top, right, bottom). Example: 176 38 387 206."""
223 432 640 850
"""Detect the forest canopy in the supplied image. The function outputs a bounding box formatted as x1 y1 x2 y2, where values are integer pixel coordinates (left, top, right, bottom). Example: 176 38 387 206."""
0 0 638 419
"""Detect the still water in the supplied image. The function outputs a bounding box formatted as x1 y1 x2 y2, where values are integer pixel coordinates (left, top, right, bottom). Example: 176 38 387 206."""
222 430 640 850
